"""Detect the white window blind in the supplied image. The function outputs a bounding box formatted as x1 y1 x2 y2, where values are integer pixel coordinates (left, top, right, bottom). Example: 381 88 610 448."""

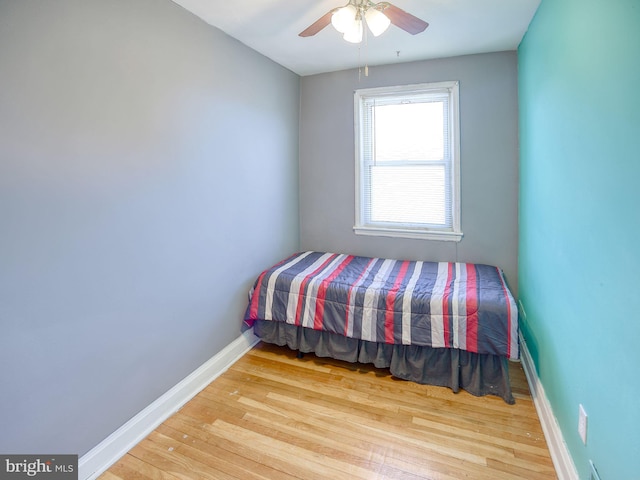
354 82 462 241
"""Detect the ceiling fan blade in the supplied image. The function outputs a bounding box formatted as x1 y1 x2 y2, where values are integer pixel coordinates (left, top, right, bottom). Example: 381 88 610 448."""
299 10 335 37
381 3 428 35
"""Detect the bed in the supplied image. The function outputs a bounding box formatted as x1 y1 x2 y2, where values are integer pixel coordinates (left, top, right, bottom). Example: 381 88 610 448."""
243 251 519 403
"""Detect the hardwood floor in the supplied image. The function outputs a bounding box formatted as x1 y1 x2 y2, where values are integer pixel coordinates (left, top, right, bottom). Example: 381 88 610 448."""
100 342 556 480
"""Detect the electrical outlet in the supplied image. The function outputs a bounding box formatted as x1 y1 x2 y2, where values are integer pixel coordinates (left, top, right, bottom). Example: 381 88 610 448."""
578 404 588 444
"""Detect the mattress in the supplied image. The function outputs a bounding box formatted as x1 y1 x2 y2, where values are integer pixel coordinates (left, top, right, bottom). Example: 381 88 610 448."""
244 251 518 360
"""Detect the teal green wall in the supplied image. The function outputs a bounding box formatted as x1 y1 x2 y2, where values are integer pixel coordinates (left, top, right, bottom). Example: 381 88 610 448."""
518 0 640 478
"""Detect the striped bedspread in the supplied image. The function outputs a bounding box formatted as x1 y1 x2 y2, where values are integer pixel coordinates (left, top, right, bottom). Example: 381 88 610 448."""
244 252 518 360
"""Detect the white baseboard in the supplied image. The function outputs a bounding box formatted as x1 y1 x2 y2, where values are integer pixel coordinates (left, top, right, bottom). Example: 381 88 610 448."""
519 333 578 480
78 329 260 480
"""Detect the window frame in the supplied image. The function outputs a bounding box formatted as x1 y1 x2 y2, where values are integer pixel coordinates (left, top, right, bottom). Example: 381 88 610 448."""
353 81 463 242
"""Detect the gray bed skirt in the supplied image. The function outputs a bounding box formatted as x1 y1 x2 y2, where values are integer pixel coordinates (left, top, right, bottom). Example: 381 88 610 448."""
253 319 515 404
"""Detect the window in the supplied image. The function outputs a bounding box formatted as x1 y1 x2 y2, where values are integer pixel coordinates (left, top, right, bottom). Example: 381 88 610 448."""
354 81 462 241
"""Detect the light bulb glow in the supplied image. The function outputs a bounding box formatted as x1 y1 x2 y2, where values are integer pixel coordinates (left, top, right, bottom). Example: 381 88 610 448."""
343 18 363 43
364 7 390 37
331 5 357 34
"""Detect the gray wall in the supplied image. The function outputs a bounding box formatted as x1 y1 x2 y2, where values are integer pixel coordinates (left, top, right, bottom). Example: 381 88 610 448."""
0 0 299 455
299 52 519 294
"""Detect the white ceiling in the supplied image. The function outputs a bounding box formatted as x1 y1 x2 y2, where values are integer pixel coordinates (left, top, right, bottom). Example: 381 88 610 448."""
171 0 540 76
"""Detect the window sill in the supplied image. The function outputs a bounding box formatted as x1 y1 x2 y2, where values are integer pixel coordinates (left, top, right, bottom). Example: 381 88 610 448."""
353 225 463 242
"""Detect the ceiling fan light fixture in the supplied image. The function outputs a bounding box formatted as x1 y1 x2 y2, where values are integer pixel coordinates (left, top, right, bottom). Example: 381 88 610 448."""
342 17 364 43
331 5 357 34
299 0 428 43
364 7 391 37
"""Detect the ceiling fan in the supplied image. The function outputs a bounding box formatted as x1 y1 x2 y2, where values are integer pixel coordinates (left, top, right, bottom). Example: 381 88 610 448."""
299 0 428 44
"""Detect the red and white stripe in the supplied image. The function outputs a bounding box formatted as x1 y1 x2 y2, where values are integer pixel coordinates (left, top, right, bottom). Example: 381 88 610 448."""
430 262 453 348
384 261 411 344
344 257 378 337
250 251 312 321
301 254 352 329
361 258 395 342
451 262 467 351
288 253 337 326
464 264 479 354
401 261 425 345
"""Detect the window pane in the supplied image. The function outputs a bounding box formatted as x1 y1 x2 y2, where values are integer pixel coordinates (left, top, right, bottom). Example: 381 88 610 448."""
370 165 446 225
374 102 444 161
355 81 460 240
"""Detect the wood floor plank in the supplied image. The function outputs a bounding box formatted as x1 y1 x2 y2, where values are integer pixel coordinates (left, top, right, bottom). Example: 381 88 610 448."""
233 394 505 480
97 472 125 480
128 433 234 480
225 363 542 439
154 423 299 480
109 454 183 480
162 414 311 480
99 341 556 480
240 348 538 422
